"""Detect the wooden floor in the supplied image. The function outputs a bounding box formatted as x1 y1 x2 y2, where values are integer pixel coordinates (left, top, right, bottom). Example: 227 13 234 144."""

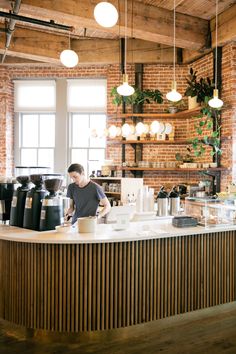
1 302 236 354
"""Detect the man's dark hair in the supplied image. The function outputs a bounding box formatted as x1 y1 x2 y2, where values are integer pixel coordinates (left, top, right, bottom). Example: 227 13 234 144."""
67 163 84 174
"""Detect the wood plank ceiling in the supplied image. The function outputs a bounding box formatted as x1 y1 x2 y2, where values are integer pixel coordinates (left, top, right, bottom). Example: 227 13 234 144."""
0 0 235 65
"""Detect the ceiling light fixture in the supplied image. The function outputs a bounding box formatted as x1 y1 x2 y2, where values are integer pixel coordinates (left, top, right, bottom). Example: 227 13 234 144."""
117 0 134 96
208 0 223 109
166 0 182 102
60 32 78 68
94 1 118 28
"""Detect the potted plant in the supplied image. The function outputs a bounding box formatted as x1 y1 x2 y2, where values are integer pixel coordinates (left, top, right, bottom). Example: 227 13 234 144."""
184 68 214 109
175 146 194 164
110 86 163 107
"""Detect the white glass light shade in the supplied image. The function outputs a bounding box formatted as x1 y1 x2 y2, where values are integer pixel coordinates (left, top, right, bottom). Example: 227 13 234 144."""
117 74 135 96
117 82 135 96
164 123 173 134
135 122 145 136
159 122 165 134
166 81 182 102
94 2 118 28
60 49 78 68
150 121 160 134
208 89 223 109
121 123 131 137
108 125 118 138
166 89 182 102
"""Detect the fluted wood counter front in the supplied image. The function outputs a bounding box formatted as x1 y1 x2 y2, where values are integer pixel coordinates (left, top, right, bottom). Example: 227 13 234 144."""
0 222 235 332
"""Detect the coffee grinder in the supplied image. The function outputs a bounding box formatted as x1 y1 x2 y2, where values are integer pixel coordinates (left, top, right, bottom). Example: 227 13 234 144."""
39 175 64 231
10 175 30 227
0 182 15 223
23 174 48 231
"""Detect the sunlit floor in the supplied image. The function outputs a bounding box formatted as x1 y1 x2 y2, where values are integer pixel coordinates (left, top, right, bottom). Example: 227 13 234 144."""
1 302 236 354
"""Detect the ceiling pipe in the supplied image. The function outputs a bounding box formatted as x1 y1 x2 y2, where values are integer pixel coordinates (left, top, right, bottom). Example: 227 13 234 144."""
0 3 73 64
1 0 21 63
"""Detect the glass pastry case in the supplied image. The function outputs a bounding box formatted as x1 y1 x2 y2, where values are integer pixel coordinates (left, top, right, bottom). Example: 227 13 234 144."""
185 196 236 227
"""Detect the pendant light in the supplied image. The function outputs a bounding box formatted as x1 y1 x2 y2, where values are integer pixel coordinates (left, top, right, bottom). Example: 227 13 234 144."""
117 0 134 96
94 1 118 28
166 0 182 102
208 0 223 109
60 32 78 68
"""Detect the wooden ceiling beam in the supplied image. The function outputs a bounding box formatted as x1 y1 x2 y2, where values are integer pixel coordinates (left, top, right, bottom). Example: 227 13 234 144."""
0 0 209 50
0 26 175 64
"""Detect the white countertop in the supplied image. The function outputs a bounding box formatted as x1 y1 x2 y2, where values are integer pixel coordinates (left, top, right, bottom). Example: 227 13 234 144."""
0 220 236 244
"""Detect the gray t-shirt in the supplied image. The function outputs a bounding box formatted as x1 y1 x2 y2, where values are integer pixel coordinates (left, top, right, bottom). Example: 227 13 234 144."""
67 181 106 224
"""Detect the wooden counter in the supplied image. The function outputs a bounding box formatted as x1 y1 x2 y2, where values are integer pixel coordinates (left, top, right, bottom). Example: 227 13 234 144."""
0 222 235 332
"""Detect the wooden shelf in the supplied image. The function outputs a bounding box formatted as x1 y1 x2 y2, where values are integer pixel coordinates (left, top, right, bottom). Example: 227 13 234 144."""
107 139 190 144
109 107 200 119
120 167 228 172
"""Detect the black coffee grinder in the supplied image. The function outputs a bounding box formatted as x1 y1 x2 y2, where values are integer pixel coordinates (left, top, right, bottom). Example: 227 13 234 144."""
10 175 30 227
0 182 15 223
39 176 64 231
23 174 48 231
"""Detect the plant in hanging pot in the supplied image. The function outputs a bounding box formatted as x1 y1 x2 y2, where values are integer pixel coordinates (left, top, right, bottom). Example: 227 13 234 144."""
110 86 163 107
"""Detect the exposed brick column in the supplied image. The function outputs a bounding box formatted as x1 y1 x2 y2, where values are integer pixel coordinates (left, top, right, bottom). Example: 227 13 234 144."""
0 68 14 176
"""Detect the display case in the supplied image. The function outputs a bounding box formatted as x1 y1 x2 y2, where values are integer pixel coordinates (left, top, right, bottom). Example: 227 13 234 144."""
185 196 236 227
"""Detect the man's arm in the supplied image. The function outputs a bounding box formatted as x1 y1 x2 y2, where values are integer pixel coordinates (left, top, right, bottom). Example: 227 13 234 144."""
97 196 111 219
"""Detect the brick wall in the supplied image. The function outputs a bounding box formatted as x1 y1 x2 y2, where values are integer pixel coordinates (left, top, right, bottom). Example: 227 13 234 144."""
0 42 235 194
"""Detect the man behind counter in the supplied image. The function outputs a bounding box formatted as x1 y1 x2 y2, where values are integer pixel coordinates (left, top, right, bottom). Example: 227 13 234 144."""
66 163 111 224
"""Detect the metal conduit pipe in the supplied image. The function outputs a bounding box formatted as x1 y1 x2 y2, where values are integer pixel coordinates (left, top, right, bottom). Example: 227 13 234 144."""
1 0 22 64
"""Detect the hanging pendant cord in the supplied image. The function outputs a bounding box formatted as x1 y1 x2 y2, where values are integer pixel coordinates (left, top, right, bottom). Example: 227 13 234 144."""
173 0 176 82
215 0 218 89
124 0 127 75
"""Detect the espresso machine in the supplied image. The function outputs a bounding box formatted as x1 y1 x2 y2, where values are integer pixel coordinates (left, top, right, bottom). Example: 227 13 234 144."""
39 175 64 231
23 174 48 231
0 182 15 223
10 175 30 227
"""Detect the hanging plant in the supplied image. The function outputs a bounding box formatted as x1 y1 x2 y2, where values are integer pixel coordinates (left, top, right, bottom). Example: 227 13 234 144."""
110 87 163 106
190 99 222 157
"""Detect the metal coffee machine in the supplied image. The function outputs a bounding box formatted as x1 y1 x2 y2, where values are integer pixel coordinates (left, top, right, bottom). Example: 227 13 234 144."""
156 186 169 216
23 174 48 231
0 182 15 223
39 175 64 231
10 175 30 227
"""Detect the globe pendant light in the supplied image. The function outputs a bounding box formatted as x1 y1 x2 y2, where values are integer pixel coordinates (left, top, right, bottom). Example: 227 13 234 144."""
117 0 134 97
94 1 118 28
166 0 182 102
209 0 223 109
60 32 78 68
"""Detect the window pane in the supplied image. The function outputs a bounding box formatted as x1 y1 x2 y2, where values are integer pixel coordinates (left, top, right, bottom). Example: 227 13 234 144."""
38 149 54 169
72 114 89 147
71 149 88 176
15 81 56 110
39 114 55 147
90 114 106 148
22 114 38 147
89 149 105 162
21 149 37 166
68 79 107 110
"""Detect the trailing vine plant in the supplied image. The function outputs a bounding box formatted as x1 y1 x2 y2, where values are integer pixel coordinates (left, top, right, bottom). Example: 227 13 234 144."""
191 97 222 158
184 68 222 158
